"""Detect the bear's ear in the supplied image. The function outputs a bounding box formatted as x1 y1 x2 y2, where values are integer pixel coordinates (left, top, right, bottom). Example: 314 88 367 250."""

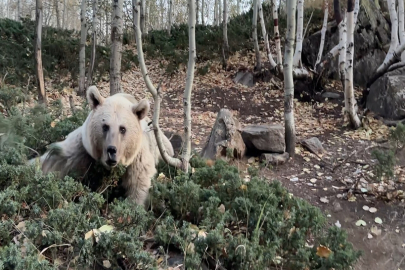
86 85 105 110
132 99 150 120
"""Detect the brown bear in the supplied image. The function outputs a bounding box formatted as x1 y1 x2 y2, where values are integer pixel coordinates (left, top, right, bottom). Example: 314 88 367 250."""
28 86 174 206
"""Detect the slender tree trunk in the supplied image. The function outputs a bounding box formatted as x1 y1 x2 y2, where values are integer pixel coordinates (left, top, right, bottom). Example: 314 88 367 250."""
379 0 398 68
140 0 145 34
259 0 277 68
398 0 405 60
273 0 282 69
63 0 66 28
196 0 199 24
168 0 172 34
223 0 229 65
214 0 218 25
338 15 346 87
218 0 222 26
201 0 204 24
17 0 20 21
252 0 261 70
88 0 98 87
237 0 240 15
110 0 123 95
315 0 328 67
54 0 60 28
284 0 297 157
105 9 109 45
292 0 304 67
145 1 149 34
344 0 361 128
35 0 47 104
78 0 87 96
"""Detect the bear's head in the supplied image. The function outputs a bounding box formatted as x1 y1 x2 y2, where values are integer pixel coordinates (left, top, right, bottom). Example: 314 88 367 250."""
85 86 150 169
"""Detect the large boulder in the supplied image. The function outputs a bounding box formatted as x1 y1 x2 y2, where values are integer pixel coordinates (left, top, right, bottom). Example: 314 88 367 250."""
367 67 405 120
201 109 246 159
241 125 285 154
302 0 390 87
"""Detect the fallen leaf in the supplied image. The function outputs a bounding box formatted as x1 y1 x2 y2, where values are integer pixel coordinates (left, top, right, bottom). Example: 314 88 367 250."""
369 207 377 213
103 260 111 268
85 230 94 240
374 217 383 224
370 225 381 236
355 220 367 227
316 245 332 258
218 204 225 214
98 225 114 233
362 205 369 211
367 233 373 239
320 197 329 203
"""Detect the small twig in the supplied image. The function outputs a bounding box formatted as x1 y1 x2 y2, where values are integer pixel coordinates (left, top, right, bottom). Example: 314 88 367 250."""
332 145 378 172
0 71 8 87
303 10 314 39
39 244 71 257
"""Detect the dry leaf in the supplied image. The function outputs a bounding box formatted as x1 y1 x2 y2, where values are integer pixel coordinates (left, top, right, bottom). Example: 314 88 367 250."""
316 245 332 258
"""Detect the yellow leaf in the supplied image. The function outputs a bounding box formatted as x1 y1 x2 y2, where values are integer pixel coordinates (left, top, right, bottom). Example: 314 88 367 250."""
84 230 94 240
240 184 247 191
50 121 56 128
316 245 332 258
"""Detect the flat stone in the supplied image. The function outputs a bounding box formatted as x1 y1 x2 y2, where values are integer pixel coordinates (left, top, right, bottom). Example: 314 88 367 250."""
233 71 254 87
241 125 285 153
321 92 341 99
301 137 327 156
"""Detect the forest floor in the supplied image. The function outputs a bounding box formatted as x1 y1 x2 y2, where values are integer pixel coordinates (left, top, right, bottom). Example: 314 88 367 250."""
41 48 405 270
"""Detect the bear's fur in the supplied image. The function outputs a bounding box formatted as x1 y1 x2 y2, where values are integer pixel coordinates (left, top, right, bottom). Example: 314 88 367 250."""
28 86 174 206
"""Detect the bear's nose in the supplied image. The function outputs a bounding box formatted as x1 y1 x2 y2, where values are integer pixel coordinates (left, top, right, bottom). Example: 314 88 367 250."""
107 146 117 155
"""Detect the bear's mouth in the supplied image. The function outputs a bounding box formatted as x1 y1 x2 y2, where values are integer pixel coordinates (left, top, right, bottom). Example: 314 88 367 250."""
106 152 117 167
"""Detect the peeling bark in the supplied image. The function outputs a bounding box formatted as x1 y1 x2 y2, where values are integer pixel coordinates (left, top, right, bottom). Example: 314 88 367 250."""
284 0 297 157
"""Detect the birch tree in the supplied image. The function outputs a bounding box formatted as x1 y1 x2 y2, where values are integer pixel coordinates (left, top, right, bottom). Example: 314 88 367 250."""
273 0 282 69
344 0 361 128
223 0 229 63
252 0 261 70
140 0 145 33
201 0 204 24
379 0 398 68
132 0 196 172
35 0 47 104
315 0 328 67
259 0 277 69
398 0 405 60
110 0 123 95
284 0 297 157
168 0 172 34
78 0 87 96
292 0 304 67
88 0 98 87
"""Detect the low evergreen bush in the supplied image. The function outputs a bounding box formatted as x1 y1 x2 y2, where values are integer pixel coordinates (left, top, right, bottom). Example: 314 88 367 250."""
0 93 361 269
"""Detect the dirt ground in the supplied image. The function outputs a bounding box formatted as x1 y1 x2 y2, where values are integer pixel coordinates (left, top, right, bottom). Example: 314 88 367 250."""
49 50 405 270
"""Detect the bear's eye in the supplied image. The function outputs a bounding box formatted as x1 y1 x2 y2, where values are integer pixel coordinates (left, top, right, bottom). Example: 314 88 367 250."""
119 126 126 135
102 124 109 132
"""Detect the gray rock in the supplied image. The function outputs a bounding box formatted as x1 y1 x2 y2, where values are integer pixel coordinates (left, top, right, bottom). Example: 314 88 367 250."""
260 152 290 166
241 125 285 153
321 92 341 99
302 0 390 87
201 109 246 159
301 137 327 156
367 70 405 120
233 71 254 87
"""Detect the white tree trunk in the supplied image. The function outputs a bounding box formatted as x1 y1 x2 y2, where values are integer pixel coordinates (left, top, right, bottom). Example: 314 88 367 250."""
273 0 282 68
110 0 123 95
237 0 240 15
132 0 195 172
315 0 328 67
344 0 361 128
354 0 360 24
35 0 47 104
63 0 66 28
223 0 229 61
168 0 172 34
218 0 222 26
252 0 261 70
398 0 405 60
79 0 87 95
17 0 20 21
284 0 297 157
338 15 347 85
140 0 145 33
259 0 277 68
196 0 199 24
87 0 98 87
214 0 218 25
201 0 204 24
145 1 149 34
292 0 304 67
379 0 398 68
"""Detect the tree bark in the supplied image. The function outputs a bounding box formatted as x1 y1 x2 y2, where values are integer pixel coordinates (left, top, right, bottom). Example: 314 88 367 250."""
201 0 204 24
54 0 60 28
344 0 361 128
398 0 405 60
218 0 222 26
17 0 20 21
168 0 172 34
273 0 282 69
338 15 346 86
379 0 398 68
223 0 229 65
196 0 199 24
78 0 87 96
140 0 145 34
63 0 66 28
87 0 98 87
145 1 149 34
110 0 123 95
284 0 297 158
315 0 328 67
35 0 47 105
292 0 304 67
259 0 277 69
252 0 261 71
214 0 218 25
237 0 240 15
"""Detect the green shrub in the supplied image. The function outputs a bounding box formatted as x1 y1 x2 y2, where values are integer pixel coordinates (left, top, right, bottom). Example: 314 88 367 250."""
0 100 361 269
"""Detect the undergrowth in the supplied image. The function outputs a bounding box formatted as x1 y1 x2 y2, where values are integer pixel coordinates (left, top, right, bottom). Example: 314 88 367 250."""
0 89 361 269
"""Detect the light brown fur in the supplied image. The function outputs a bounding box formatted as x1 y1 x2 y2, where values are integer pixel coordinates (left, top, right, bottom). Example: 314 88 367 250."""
28 86 174 206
